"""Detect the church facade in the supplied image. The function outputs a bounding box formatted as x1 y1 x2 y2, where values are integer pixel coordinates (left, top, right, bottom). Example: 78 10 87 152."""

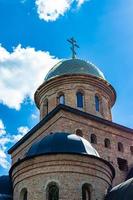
0 46 133 200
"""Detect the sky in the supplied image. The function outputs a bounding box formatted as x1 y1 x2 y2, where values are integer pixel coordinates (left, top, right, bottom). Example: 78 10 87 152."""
0 0 133 175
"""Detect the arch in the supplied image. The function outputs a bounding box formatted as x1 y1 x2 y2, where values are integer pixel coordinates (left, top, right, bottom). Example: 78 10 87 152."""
76 91 84 108
20 188 27 200
118 142 124 152
76 129 83 137
104 138 111 149
82 183 92 200
57 92 65 105
95 95 100 112
90 134 97 144
47 182 59 200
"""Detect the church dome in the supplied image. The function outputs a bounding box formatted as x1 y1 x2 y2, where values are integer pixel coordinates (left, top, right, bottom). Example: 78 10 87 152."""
105 178 133 200
26 132 100 158
44 59 105 81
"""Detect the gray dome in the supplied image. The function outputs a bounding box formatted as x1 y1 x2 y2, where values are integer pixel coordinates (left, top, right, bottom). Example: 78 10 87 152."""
26 132 100 158
44 59 105 81
106 178 133 200
0 176 12 200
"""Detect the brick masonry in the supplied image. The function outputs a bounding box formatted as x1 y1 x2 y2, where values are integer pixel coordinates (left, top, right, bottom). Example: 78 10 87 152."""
9 73 133 199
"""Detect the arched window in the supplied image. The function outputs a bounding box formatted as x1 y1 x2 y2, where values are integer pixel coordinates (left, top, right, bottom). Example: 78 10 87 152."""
76 129 83 137
104 138 111 149
82 183 91 200
90 134 97 144
76 91 84 108
118 142 124 152
20 188 27 200
59 94 65 104
95 95 100 112
57 93 65 105
47 182 59 200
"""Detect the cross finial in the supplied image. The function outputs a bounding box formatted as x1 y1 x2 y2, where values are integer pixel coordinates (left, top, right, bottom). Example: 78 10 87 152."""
67 37 79 59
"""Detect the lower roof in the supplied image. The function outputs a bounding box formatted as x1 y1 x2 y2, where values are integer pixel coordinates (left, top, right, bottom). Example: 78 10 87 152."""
105 178 133 200
26 132 100 158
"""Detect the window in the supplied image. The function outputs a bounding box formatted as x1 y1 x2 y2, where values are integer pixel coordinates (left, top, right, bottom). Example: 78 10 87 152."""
59 94 65 104
90 134 97 144
47 182 59 200
95 95 100 112
20 188 27 200
118 142 124 152
76 129 83 137
117 158 128 171
130 146 133 155
82 183 91 200
76 91 84 108
23 191 27 200
104 138 111 149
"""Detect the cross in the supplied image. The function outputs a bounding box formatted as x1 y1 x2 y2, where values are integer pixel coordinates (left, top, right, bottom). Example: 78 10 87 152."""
67 37 79 59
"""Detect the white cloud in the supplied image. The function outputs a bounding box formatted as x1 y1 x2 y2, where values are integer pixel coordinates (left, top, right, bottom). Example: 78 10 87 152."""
0 119 30 169
0 119 10 169
31 113 38 120
0 44 59 110
76 0 89 7
0 119 6 135
12 126 30 143
35 0 89 22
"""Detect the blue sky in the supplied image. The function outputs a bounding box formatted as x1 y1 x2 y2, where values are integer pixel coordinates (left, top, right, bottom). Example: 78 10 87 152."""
0 0 133 175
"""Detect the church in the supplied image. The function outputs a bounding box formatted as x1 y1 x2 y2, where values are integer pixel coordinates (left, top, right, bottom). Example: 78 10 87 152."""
0 39 133 200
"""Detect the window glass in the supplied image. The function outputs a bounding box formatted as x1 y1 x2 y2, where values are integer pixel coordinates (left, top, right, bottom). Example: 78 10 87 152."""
90 134 97 144
76 129 83 137
23 191 27 200
82 184 91 200
95 95 100 112
117 158 128 171
77 92 83 108
104 138 111 149
118 142 124 152
48 183 59 200
59 94 65 104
